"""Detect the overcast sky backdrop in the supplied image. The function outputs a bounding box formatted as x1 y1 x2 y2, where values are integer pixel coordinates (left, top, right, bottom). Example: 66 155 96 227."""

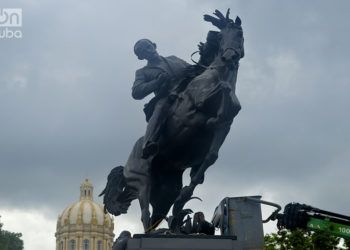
1 1 350 249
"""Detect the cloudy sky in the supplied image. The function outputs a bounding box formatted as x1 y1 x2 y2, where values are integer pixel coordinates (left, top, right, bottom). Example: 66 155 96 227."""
1 0 350 249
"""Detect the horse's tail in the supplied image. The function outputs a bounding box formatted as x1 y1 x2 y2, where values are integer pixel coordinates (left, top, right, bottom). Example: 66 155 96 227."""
99 166 137 216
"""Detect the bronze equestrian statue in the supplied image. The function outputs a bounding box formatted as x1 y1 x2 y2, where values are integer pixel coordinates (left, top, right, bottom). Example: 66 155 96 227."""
100 9 245 233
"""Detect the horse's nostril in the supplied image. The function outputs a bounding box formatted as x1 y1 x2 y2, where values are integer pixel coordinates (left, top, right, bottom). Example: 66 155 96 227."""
222 50 237 62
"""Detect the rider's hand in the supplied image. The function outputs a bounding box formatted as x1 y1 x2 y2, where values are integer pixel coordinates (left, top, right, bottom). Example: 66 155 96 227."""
157 73 170 83
198 42 205 54
158 80 170 94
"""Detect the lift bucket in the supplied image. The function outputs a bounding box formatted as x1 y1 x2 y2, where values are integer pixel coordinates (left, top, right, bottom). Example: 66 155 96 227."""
212 196 264 250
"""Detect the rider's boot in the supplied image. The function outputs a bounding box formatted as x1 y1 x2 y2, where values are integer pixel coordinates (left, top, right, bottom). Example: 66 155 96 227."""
142 101 166 159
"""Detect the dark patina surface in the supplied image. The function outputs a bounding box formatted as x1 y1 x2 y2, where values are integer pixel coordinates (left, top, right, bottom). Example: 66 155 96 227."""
101 9 245 234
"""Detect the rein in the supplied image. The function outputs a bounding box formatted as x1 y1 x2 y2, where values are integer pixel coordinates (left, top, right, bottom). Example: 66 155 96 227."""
190 48 240 70
190 50 209 69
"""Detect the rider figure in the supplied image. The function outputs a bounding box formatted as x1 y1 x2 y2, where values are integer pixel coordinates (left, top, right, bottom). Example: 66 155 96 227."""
132 39 190 158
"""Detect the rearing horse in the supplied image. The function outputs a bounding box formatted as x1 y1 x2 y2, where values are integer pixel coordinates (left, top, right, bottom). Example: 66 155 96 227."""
100 9 245 232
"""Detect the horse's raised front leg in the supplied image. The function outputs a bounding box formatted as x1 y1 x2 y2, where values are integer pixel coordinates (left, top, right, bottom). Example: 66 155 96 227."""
206 83 241 129
191 122 231 185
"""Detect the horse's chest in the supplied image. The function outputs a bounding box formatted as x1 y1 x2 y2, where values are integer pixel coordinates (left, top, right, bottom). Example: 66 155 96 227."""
184 70 220 106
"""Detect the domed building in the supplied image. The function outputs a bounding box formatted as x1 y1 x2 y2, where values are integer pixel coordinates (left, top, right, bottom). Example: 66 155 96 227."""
55 179 115 250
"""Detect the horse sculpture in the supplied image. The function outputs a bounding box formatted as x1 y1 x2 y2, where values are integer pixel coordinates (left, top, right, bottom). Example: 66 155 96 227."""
100 9 245 233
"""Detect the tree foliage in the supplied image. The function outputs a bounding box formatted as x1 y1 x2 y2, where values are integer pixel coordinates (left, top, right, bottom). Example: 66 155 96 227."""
344 238 350 249
0 217 24 250
264 229 343 250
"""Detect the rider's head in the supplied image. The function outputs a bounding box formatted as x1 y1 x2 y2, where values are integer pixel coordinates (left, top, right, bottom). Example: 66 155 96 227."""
134 39 158 61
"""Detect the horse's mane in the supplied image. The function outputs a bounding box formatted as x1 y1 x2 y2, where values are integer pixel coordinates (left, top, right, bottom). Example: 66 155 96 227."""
174 33 220 94
198 31 220 67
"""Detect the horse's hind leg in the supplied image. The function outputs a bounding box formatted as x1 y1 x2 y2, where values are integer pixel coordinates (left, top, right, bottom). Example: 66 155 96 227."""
171 124 231 228
150 170 183 230
138 182 151 233
124 137 152 232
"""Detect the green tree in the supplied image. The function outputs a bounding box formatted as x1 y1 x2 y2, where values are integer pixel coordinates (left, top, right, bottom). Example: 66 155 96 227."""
344 238 350 249
311 230 340 250
264 229 340 250
0 217 24 250
264 229 312 250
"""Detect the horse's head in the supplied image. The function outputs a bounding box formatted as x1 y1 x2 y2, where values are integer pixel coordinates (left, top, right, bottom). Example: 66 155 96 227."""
204 9 244 64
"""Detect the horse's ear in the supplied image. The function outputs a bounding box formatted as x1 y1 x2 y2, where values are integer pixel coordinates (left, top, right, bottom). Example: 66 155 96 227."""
226 9 230 20
235 16 242 26
152 42 157 50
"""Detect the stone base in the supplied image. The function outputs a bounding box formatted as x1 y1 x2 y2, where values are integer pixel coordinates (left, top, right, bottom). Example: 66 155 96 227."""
125 234 254 250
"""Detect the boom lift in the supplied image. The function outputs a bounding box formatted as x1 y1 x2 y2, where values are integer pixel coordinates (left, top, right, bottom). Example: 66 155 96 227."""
211 196 350 249
273 202 350 239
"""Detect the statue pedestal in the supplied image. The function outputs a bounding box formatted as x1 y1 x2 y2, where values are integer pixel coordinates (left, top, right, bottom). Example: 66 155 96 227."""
126 234 247 250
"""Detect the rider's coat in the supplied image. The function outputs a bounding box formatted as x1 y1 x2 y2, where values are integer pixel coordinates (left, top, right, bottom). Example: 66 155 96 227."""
132 56 189 121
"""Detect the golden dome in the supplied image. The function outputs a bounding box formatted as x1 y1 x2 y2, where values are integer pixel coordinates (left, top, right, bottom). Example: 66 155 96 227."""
57 179 113 227
55 179 114 250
